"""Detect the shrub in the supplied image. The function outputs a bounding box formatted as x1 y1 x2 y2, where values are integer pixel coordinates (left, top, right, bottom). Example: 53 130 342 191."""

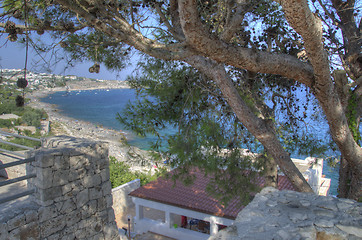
21 108 47 128
109 156 166 188
0 119 13 128
109 156 138 188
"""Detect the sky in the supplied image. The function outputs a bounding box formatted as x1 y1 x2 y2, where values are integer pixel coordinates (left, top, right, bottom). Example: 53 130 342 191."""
0 36 135 81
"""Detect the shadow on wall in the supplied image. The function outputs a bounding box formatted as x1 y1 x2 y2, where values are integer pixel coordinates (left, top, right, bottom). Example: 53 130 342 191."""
112 179 140 229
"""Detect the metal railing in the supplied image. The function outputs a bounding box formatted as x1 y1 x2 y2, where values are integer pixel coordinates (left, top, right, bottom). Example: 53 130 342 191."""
0 130 41 204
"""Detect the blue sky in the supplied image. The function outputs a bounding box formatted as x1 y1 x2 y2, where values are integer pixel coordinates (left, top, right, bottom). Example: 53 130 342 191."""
0 36 135 81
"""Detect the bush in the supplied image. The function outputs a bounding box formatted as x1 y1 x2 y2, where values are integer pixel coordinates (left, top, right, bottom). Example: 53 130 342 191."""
0 119 13 128
21 108 47 128
109 156 138 188
109 156 166 188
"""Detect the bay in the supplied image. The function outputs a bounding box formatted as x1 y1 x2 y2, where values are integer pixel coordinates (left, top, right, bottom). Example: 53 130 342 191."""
40 88 161 149
40 88 339 196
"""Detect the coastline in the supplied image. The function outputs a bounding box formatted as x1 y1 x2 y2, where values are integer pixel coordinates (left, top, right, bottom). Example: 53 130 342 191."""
26 81 159 172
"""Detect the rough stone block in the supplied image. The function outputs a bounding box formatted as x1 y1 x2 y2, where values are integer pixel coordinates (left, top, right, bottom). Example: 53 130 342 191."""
108 208 116 223
83 174 102 188
37 152 54 168
76 188 89 208
97 197 107 212
98 157 109 170
46 232 61 240
39 185 63 202
7 213 26 231
103 221 119 240
96 209 109 224
9 221 40 240
62 183 73 195
75 228 88 239
60 233 76 240
61 199 77 214
70 155 90 169
25 210 38 223
68 169 81 182
34 198 54 207
101 168 110 182
81 205 93 219
65 212 81 228
0 222 8 239
90 232 104 240
38 205 58 222
315 219 334 228
90 186 103 200
36 167 53 189
88 200 98 215
52 170 69 186
106 194 113 208
78 218 92 229
40 214 66 237
336 224 362 238
102 181 112 195
54 155 70 170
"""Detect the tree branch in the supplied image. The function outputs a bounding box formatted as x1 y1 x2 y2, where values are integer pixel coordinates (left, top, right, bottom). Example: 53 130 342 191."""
178 0 314 87
185 55 313 193
221 2 247 42
154 3 185 41
0 22 87 33
55 0 193 61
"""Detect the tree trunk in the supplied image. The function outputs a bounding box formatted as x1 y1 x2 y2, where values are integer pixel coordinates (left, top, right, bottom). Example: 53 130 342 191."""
262 155 278 188
187 56 313 193
338 157 351 198
338 157 362 200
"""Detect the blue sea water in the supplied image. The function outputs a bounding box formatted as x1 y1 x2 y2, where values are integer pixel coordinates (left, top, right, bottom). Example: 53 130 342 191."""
41 88 163 149
40 88 339 196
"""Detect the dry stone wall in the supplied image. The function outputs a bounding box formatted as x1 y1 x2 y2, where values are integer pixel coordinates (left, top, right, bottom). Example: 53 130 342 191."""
210 187 362 240
0 136 119 240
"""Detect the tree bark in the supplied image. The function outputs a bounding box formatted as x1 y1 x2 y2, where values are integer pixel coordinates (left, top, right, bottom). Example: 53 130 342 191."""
279 0 362 200
186 56 313 193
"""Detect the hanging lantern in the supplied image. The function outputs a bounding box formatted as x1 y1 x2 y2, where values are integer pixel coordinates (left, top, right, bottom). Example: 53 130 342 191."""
17 78 28 88
16 95 25 107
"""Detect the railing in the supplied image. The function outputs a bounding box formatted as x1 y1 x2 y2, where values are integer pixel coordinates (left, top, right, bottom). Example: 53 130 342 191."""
0 130 41 204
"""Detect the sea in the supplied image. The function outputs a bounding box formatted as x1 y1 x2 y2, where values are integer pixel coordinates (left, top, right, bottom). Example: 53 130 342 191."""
40 88 339 196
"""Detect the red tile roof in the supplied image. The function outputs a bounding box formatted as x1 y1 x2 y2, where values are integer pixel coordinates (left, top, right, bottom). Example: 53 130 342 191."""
129 168 295 220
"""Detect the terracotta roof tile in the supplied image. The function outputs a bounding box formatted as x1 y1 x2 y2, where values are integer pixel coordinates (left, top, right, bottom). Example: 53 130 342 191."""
129 168 295 219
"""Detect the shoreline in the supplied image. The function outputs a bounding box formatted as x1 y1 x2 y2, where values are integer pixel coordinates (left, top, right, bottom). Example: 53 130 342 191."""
26 83 159 171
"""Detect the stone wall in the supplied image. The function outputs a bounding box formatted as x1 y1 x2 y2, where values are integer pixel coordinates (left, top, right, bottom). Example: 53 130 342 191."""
0 136 119 240
210 187 362 240
112 179 140 228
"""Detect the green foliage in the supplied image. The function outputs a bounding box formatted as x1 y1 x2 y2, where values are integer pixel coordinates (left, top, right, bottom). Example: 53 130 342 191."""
109 156 166 188
117 55 335 204
20 108 45 128
0 119 13 128
117 58 272 203
62 31 130 72
109 156 138 188
0 131 41 151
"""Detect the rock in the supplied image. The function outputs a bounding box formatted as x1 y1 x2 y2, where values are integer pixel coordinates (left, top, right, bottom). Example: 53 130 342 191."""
212 188 362 240
336 225 362 238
